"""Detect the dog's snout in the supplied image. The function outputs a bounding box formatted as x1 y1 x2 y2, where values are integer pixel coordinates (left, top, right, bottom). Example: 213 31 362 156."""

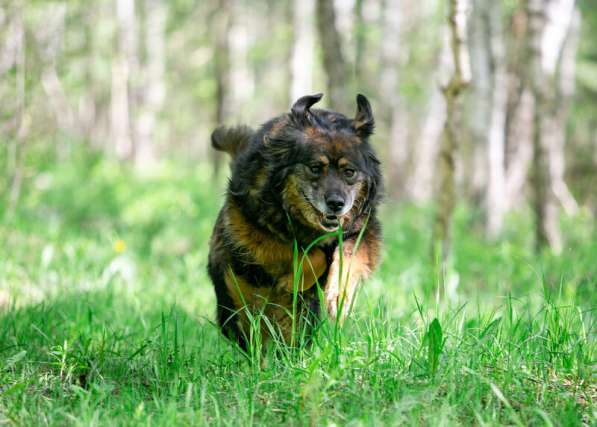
325 193 345 214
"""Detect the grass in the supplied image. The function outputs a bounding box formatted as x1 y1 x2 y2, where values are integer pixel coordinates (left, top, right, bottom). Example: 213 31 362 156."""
0 156 595 426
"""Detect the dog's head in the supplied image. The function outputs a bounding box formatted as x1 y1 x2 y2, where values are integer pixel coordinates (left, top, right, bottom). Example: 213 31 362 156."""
264 94 382 233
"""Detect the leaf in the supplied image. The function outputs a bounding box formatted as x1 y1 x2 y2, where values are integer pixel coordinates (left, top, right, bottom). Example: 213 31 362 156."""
426 318 443 377
4 350 27 370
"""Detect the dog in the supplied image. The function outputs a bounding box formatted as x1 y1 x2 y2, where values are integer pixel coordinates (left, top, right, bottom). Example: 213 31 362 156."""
207 93 382 350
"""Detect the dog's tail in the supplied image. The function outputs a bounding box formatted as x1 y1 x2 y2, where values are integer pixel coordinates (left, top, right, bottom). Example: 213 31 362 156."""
211 125 254 159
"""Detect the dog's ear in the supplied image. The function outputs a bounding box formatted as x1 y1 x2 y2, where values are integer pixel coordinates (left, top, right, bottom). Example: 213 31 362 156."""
290 93 323 126
353 94 375 138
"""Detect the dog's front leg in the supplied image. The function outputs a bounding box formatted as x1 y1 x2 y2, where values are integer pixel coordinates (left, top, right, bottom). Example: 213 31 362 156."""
324 229 380 321
278 247 327 293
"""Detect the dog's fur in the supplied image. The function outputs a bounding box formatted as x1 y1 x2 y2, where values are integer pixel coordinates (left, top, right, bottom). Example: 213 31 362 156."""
207 94 383 350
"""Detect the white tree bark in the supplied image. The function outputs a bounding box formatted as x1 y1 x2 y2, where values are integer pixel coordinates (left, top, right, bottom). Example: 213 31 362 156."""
527 0 578 252
290 0 315 103
228 0 254 120
380 0 409 196
432 0 470 265
135 0 166 170
111 0 138 160
316 0 349 111
33 4 78 144
547 6 579 216
7 3 27 215
467 0 508 237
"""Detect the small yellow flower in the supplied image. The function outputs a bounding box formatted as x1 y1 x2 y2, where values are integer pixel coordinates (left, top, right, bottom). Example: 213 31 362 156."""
113 239 126 254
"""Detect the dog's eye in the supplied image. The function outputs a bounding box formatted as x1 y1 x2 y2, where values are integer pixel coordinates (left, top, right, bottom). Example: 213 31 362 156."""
344 169 356 179
309 165 322 175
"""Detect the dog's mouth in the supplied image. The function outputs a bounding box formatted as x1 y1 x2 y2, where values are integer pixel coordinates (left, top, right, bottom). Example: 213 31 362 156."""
320 214 340 231
298 189 343 232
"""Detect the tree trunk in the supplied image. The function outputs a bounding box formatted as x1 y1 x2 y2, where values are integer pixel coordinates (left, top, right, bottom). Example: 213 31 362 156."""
135 0 166 170
111 0 139 161
315 0 349 111
7 3 26 216
211 0 232 178
354 0 366 84
409 85 446 203
380 0 409 197
432 0 470 266
548 7 579 216
468 0 508 238
526 0 577 253
290 0 315 103
35 4 78 158
504 6 533 211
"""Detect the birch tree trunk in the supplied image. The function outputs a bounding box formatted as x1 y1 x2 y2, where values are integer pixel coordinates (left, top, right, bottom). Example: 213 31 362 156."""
111 0 139 161
135 0 166 170
354 0 366 84
290 0 316 103
7 3 26 215
527 0 577 252
315 0 349 111
380 0 409 196
504 7 533 210
547 6 579 216
432 0 470 266
468 0 508 238
211 0 232 177
35 3 78 156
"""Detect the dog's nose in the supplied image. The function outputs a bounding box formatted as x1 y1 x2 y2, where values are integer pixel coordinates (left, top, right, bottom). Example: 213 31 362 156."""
325 194 345 214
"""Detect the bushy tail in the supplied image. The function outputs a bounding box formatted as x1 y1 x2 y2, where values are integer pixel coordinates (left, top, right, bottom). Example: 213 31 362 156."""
211 125 254 159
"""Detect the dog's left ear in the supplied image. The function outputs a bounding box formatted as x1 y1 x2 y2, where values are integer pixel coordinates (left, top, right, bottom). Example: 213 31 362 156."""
290 93 323 127
353 94 375 138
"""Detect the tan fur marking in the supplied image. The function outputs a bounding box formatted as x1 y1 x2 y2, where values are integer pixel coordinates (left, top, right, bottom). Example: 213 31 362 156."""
227 203 294 276
325 235 378 321
318 155 330 166
304 126 319 138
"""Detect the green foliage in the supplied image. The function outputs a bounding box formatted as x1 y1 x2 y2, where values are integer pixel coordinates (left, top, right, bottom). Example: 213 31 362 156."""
425 318 444 378
0 158 595 425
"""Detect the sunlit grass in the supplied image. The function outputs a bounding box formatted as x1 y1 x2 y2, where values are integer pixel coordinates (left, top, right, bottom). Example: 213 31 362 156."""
0 159 595 425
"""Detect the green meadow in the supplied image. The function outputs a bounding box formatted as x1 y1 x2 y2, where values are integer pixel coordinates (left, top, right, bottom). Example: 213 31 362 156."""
1 157 595 426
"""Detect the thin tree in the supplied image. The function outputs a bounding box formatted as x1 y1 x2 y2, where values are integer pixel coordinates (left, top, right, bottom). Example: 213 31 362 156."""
135 0 167 170
211 0 231 178
111 0 139 161
380 0 409 197
526 0 578 252
354 0 366 84
432 0 471 268
468 0 508 238
315 0 348 111
290 0 316 102
7 2 26 216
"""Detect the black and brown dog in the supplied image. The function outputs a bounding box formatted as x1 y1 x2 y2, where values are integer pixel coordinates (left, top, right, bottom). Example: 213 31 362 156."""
208 93 382 350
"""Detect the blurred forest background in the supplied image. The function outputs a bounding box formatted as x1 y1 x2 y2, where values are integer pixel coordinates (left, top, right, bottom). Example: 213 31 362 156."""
1 0 596 247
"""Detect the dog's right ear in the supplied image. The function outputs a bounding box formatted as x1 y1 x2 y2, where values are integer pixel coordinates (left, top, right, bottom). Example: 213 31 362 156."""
290 93 323 126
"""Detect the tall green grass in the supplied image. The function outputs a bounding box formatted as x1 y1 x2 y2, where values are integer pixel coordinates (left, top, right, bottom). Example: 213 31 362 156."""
1 157 595 425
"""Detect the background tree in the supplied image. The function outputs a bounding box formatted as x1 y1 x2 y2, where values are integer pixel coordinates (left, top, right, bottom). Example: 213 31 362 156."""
315 0 349 111
432 0 471 269
0 0 595 248
526 0 579 253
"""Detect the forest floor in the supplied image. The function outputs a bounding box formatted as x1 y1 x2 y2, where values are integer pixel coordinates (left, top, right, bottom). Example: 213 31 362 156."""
1 156 595 426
